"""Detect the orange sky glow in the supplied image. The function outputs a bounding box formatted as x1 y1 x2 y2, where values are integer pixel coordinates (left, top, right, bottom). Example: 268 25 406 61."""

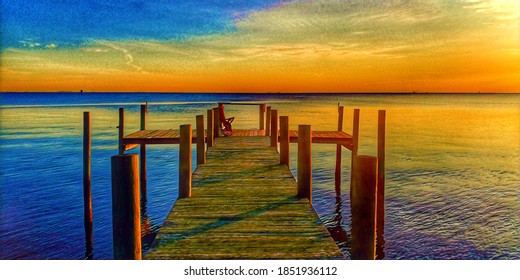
1 0 519 93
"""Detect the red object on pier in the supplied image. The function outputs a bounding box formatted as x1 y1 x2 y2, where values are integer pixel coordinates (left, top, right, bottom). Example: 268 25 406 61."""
218 105 234 136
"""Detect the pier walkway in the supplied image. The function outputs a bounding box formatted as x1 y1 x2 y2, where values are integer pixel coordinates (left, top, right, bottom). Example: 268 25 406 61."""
97 103 385 260
144 135 343 259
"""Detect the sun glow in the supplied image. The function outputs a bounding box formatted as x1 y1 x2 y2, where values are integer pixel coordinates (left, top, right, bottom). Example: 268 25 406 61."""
1 0 519 93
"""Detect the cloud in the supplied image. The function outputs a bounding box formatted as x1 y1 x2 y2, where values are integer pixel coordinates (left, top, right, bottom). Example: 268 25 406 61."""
1 0 519 92
99 42 146 73
18 40 42 48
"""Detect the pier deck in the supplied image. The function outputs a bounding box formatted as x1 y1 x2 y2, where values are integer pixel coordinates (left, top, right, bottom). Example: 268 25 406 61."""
123 129 352 151
144 136 344 259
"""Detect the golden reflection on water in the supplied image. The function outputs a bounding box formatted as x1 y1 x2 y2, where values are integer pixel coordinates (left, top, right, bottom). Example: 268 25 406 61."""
1 99 518 167
0 94 519 259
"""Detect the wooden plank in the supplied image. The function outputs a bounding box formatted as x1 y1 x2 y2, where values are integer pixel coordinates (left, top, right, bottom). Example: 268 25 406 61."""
145 136 343 260
125 130 149 139
288 130 353 147
123 129 350 146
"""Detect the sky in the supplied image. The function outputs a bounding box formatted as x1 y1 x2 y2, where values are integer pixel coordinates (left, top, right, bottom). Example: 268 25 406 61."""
1 0 519 93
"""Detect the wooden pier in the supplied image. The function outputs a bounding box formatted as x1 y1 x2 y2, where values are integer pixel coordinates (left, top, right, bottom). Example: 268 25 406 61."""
84 102 386 260
145 136 343 259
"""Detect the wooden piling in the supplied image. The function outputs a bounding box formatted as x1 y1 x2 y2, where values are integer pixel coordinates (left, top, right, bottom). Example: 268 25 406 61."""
140 104 147 129
179 124 192 198
207 109 214 147
270 109 278 150
259 104 266 130
213 107 220 138
83 112 93 260
111 154 141 260
196 115 206 164
350 108 360 191
266 106 272 136
335 106 344 191
118 108 125 155
279 116 289 166
297 125 312 203
352 109 360 157
351 155 377 260
377 110 386 231
140 104 147 196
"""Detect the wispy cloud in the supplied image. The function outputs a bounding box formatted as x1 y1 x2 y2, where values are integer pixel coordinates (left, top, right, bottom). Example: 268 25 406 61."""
99 42 146 73
1 0 519 92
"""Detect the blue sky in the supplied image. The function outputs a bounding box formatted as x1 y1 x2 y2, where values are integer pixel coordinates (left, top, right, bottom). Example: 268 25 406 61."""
1 0 519 92
1 0 288 48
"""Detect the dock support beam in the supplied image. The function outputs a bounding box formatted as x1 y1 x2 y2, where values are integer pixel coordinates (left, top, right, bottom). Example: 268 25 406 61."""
377 110 386 234
140 104 147 197
111 154 141 260
179 124 192 198
196 115 206 164
270 109 278 150
335 106 344 192
297 125 312 204
266 106 272 136
259 104 266 130
213 107 221 138
350 109 360 191
118 108 125 155
351 155 377 260
83 112 93 260
279 116 289 166
207 109 214 147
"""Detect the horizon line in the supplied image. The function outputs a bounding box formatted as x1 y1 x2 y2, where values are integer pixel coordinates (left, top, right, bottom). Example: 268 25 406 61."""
1 91 519 95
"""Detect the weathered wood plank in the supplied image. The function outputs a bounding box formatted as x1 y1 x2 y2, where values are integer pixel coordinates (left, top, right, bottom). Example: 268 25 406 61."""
145 136 343 259
124 129 350 148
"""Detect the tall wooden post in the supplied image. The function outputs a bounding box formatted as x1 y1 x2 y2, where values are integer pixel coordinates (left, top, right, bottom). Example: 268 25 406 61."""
335 106 344 191
118 108 125 155
350 109 360 192
111 154 141 260
377 110 386 232
213 107 220 138
270 109 278 150
352 109 360 157
179 124 192 198
266 106 272 136
207 109 214 147
351 155 377 260
279 116 289 166
259 104 266 130
297 125 312 204
196 115 206 164
83 112 93 260
140 104 147 197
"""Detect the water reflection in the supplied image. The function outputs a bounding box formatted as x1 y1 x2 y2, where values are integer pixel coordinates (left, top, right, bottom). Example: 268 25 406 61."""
325 195 351 258
140 188 158 253
376 212 386 260
84 227 93 260
323 187 386 260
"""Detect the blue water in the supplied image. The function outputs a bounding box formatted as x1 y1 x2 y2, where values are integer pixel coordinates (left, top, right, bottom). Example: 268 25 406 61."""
0 93 519 259
1 0 289 48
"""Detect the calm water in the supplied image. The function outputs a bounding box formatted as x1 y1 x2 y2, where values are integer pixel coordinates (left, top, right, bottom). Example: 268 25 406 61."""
0 93 518 260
